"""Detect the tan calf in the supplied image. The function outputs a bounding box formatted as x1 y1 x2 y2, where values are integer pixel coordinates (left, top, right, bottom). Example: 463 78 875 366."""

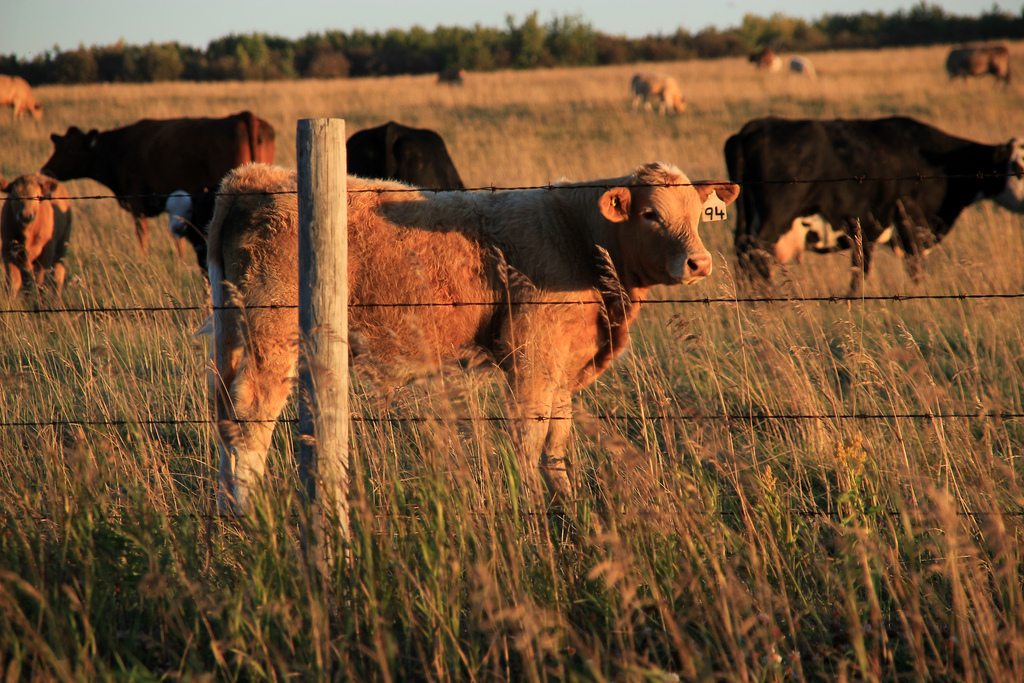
630 73 687 115
1 174 72 297
0 75 43 120
207 162 738 513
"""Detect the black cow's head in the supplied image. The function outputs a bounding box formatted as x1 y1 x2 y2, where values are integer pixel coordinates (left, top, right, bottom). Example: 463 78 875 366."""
41 126 99 180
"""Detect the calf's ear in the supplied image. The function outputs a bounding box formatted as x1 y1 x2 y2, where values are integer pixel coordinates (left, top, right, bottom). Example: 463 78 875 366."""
39 177 59 196
599 187 632 222
0 177 8 192
696 181 740 206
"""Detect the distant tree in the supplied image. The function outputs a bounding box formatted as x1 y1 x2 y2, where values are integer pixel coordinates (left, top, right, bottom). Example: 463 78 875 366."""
134 43 184 81
3 7 1023 84
306 50 351 79
52 47 98 83
545 14 598 65
691 28 748 59
595 34 633 64
507 13 551 68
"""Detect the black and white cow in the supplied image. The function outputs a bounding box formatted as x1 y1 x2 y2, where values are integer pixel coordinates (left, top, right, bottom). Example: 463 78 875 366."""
725 116 1024 291
166 189 216 276
346 121 465 190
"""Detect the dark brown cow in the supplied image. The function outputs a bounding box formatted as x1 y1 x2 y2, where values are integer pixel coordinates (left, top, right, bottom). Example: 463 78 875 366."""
946 45 1011 84
2 174 72 297
437 66 465 85
41 111 275 253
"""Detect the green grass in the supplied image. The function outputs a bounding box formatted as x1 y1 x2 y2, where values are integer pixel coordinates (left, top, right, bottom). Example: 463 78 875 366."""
3 42 1024 680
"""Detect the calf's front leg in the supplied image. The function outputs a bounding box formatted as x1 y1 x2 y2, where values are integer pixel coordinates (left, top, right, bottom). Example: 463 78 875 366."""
133 216 150 255
5 262 23 298
539 388 574 500
503 315 575 501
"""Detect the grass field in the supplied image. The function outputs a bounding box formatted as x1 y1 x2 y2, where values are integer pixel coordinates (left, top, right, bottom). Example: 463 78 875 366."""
3 42 1024 680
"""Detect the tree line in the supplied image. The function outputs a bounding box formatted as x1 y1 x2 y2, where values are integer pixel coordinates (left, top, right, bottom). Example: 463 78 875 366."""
3 4 1022 85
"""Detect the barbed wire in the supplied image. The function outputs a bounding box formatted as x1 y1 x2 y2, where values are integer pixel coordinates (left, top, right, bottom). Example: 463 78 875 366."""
4 169 1021 202
2 290 1024 317
2 410 1022 430
6 508 1024 524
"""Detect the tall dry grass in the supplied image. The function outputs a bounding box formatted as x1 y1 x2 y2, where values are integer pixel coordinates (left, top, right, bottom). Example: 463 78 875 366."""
2 42 1024 680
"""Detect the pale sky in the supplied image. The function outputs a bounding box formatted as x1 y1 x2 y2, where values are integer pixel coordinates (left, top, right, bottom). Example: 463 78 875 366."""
0 0 1004 59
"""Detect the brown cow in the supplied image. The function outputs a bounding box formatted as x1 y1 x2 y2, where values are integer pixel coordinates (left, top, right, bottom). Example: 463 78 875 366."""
946 45 1011 84
41 111 275 253
206 162 738 513
2 174 72 297
0 75 43 120
437 66 465 85
749 48 782 72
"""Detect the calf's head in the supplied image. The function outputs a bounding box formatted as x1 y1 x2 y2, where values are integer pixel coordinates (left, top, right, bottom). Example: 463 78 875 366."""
41 126 99 180
2 174 58 225
599 162 739 286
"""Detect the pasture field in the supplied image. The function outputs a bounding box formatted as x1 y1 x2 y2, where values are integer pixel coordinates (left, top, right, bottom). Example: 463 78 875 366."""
3 42 1024 680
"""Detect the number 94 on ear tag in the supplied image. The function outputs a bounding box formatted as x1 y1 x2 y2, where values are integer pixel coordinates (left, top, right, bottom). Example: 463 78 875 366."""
701 193 728 223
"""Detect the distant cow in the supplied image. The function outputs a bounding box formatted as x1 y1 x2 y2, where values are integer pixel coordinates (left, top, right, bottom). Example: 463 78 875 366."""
0 75 42 120
725 116 1024 292
347 121 465 190
2 174 72 297
749 48 782 73
166 189 216 274
206 162 738 513
41 111 275 254
788 56 817 79
630 73 687 115
946 45 1011 84
437 66 465 85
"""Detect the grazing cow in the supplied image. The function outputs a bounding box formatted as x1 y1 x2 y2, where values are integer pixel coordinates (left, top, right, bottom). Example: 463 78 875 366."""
0 75 43 120
166 189 216 274
788 56 817 79
630 73 687 115
41 111 275 253
206 162 738 513
2 174 72 297
946 45 1011 84
437 66 465 85
725 116 1024 292
347 121 465 190
749 48 782 73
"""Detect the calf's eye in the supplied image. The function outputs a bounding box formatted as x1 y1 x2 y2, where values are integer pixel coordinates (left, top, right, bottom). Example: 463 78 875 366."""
642 208 661 222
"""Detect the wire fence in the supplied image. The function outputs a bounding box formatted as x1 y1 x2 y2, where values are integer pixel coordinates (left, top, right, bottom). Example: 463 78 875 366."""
4 168 1022 202
4 173 1024 434
3 410 1023 431
3 291 1024 317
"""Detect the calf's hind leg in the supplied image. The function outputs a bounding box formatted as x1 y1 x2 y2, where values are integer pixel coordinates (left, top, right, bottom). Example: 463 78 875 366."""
211 277 298 514
132 216 150 255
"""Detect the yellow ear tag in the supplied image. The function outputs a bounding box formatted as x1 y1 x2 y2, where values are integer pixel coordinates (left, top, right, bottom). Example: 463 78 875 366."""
701 193 727 223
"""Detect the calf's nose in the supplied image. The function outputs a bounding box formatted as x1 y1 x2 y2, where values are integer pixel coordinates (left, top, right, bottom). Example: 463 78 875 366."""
686 251 713 279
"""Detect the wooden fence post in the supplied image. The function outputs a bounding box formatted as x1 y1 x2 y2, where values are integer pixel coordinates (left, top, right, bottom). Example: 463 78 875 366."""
297 118 349 545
